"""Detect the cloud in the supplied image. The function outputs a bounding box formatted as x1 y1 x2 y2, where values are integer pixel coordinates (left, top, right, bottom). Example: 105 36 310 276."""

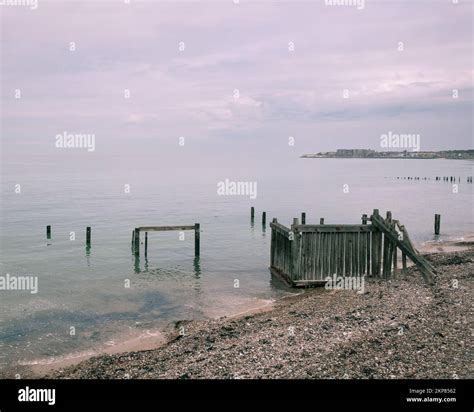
1 0 472 152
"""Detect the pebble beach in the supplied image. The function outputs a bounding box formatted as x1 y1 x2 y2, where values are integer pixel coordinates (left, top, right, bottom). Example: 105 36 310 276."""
40 247 472 380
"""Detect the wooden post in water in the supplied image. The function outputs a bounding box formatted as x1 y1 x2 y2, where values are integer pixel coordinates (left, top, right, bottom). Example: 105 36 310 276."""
194 223 200 256
262 212 266 226
144 232 148 257
86 227 91 246
434 214 441 235
270 218 277 267
134 228 140 256
46 225 51 239
301 212 306 225
320 218 325 225
251 207 255 221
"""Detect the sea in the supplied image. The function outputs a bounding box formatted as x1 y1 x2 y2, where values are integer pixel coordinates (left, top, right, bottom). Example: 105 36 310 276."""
1 156 472 371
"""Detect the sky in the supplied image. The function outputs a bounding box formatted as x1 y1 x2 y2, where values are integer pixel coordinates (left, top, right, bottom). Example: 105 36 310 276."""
1 0 473 173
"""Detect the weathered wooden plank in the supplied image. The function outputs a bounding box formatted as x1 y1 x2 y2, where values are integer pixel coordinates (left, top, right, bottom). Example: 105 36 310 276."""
382 231 389 279
270 219 277 266
366 231 371 276
339 232 345 276
344 233 351 276
358 231 364 275
270 267 294 287
352 232 358 276
390 239 396 277
315 231 321 279
291 219 300 281
295 224 376 233
138 225 195 232
331 232 336 276
269 222 291 237
328 232 334 276
371 215 434 284
293 280 328 287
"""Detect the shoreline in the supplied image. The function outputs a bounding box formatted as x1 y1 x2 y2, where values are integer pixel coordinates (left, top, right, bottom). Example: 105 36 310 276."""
2 237 472 379
2 297 281 379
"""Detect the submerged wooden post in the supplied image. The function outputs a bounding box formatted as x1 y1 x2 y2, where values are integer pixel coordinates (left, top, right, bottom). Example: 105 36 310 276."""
262 212 266 226
46 225 51 239
144 232 148 257
251 207 255 220
194 223 200 256
434 214 441 235
134 228 140 256
86 227 91 246
301 212 306 225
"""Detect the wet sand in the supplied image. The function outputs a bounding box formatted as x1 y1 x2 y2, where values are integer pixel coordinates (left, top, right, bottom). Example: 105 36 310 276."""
18 329 167 376
419 234 474 254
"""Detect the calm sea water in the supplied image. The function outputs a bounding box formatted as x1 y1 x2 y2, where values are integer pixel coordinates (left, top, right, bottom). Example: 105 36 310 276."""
0 158 472 370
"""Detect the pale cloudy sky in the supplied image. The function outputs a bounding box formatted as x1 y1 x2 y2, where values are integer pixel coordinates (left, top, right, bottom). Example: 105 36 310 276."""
1 0 473 171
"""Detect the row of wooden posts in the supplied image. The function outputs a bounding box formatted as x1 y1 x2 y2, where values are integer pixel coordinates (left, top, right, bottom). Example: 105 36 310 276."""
269 209 436 287
251 208 440 235
393 176 472 183
46 225 91 246
43 208 442 271
44 224 200 256
435 176 472 183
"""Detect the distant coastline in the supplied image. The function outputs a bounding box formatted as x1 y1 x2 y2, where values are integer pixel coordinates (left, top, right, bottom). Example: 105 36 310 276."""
301 149 474 160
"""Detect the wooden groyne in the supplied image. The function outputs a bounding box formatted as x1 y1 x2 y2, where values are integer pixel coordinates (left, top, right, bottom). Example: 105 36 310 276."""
390 176 472 183
270 209 436 287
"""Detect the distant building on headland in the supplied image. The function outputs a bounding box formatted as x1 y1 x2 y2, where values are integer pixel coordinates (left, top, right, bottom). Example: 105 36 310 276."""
335 149 376 157
301 149 474 160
